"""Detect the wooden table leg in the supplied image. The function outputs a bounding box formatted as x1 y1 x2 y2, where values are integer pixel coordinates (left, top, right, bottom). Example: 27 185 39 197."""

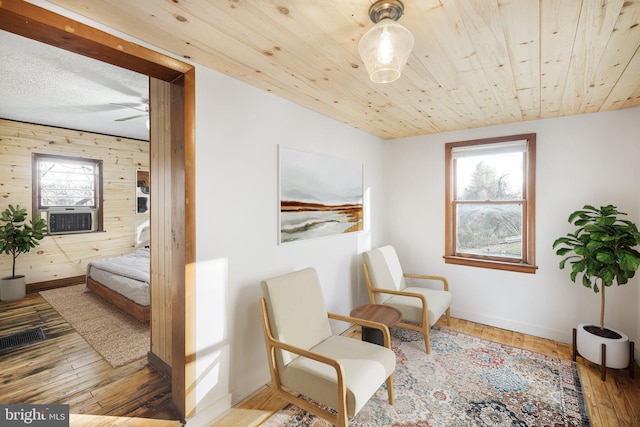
362 326 384 346
629 341 635 379
601 343 606 381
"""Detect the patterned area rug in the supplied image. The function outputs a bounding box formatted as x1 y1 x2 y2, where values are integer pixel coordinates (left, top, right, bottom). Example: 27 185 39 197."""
40 284 149 368
261 326 591 426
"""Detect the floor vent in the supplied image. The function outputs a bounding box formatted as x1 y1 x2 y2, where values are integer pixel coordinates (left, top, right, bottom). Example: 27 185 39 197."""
0 328 46 353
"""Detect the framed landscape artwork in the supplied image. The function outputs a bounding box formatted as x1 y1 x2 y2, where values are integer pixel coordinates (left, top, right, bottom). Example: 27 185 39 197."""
279 146 363 244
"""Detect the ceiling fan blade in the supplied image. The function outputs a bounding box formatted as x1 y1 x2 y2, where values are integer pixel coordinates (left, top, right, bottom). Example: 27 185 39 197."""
115 114 148 122
110 102 148 113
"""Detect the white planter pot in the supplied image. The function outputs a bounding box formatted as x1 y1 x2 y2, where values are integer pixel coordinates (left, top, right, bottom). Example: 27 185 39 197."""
576 323 629 369
0 275 26 302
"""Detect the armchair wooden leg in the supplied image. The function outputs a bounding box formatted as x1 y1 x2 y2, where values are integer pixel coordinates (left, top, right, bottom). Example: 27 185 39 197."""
446 308 451 325
386 375 394 405
423 327 431 354
336 411 348 427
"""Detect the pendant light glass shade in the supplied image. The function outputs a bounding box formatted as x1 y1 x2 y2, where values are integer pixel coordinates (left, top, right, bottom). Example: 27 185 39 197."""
358 17 414 83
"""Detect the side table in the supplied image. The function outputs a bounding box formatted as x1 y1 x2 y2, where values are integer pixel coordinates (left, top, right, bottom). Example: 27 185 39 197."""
350 304 402 346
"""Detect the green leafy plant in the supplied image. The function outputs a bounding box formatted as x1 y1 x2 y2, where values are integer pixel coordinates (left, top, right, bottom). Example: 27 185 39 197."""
0 205 47 279
553 204 640 331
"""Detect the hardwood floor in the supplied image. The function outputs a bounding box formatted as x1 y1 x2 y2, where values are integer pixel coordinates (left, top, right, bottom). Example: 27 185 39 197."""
213 317 640 427
3 292 638 426
0 291 182 425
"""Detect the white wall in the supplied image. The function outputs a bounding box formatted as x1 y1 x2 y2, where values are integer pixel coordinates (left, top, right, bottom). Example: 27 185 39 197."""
385 107 640 354
191 66 388 423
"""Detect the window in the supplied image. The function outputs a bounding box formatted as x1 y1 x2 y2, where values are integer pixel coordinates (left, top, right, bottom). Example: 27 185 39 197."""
32 153 103 233
444 134 537 273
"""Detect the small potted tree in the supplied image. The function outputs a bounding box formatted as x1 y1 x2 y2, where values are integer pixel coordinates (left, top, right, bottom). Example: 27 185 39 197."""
0 205 47 301
553 204 639 378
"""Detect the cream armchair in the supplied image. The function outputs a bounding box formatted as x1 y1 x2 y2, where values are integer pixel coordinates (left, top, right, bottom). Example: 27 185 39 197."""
260 267 395 427
362 245 453 353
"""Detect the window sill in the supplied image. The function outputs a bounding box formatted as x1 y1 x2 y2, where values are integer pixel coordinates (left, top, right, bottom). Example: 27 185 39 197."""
47 230 105 236
443 256 538 274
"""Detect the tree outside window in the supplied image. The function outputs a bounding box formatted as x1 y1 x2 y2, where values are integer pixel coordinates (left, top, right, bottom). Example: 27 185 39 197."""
445 134 537 273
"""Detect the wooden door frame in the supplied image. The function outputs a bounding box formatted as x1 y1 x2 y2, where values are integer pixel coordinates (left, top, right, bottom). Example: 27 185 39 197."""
0 0 197 418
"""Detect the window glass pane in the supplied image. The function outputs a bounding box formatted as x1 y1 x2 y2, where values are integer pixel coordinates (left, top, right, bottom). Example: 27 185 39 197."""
456 152 523 201
38 160 96 207
456 203 522 259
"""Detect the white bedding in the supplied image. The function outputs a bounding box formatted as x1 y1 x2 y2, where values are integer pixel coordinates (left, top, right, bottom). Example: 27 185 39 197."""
86 248 150 306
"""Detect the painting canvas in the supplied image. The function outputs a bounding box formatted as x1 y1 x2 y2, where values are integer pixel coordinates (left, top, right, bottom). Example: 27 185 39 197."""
279 146 363 243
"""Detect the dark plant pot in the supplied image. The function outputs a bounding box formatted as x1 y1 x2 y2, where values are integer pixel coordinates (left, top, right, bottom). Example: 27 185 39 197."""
0 275 26 302
576 323 629 369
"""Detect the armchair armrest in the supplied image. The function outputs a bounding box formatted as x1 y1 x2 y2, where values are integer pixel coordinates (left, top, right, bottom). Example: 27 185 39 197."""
328 312 392 348
267 334 348 420
366 287 430 327
367 287 428 309
403 273 449 291
260 299 344 374
268 334 345 375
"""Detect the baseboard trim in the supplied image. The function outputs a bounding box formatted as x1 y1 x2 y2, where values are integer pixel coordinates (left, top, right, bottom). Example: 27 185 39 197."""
27 275 85 293
452 309 571 344
148 350 172 380
187 393 233 427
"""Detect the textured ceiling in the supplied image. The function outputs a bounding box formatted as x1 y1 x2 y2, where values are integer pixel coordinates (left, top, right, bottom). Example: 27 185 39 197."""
0 29 149 141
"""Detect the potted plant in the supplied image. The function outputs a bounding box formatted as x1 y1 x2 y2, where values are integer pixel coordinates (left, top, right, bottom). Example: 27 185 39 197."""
553 204 640 375
0 205 47 301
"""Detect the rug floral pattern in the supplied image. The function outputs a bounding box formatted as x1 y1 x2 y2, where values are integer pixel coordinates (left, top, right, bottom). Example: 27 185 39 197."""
261 326 590 426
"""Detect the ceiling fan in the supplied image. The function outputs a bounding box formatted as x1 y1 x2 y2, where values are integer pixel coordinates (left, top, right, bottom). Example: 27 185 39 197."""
111 101 149 122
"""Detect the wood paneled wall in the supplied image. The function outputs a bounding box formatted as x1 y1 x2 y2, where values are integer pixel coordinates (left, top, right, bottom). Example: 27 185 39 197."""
0 119 149 283
149 73 195 416
149 78 173 368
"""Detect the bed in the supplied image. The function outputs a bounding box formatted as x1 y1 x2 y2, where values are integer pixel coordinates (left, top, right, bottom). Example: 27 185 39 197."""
85 248 150 322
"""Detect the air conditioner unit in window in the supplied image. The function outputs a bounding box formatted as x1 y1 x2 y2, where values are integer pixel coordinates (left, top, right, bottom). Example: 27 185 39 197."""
47 208 96 234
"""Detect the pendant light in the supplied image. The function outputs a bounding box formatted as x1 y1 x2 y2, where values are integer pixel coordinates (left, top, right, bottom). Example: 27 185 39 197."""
358 0 414 83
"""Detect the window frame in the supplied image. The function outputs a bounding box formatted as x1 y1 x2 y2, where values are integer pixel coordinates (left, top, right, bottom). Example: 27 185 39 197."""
32 153 104 233
444 133 537 273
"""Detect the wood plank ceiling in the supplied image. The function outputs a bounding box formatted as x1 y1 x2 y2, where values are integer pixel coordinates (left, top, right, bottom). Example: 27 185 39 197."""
50 0 640 140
